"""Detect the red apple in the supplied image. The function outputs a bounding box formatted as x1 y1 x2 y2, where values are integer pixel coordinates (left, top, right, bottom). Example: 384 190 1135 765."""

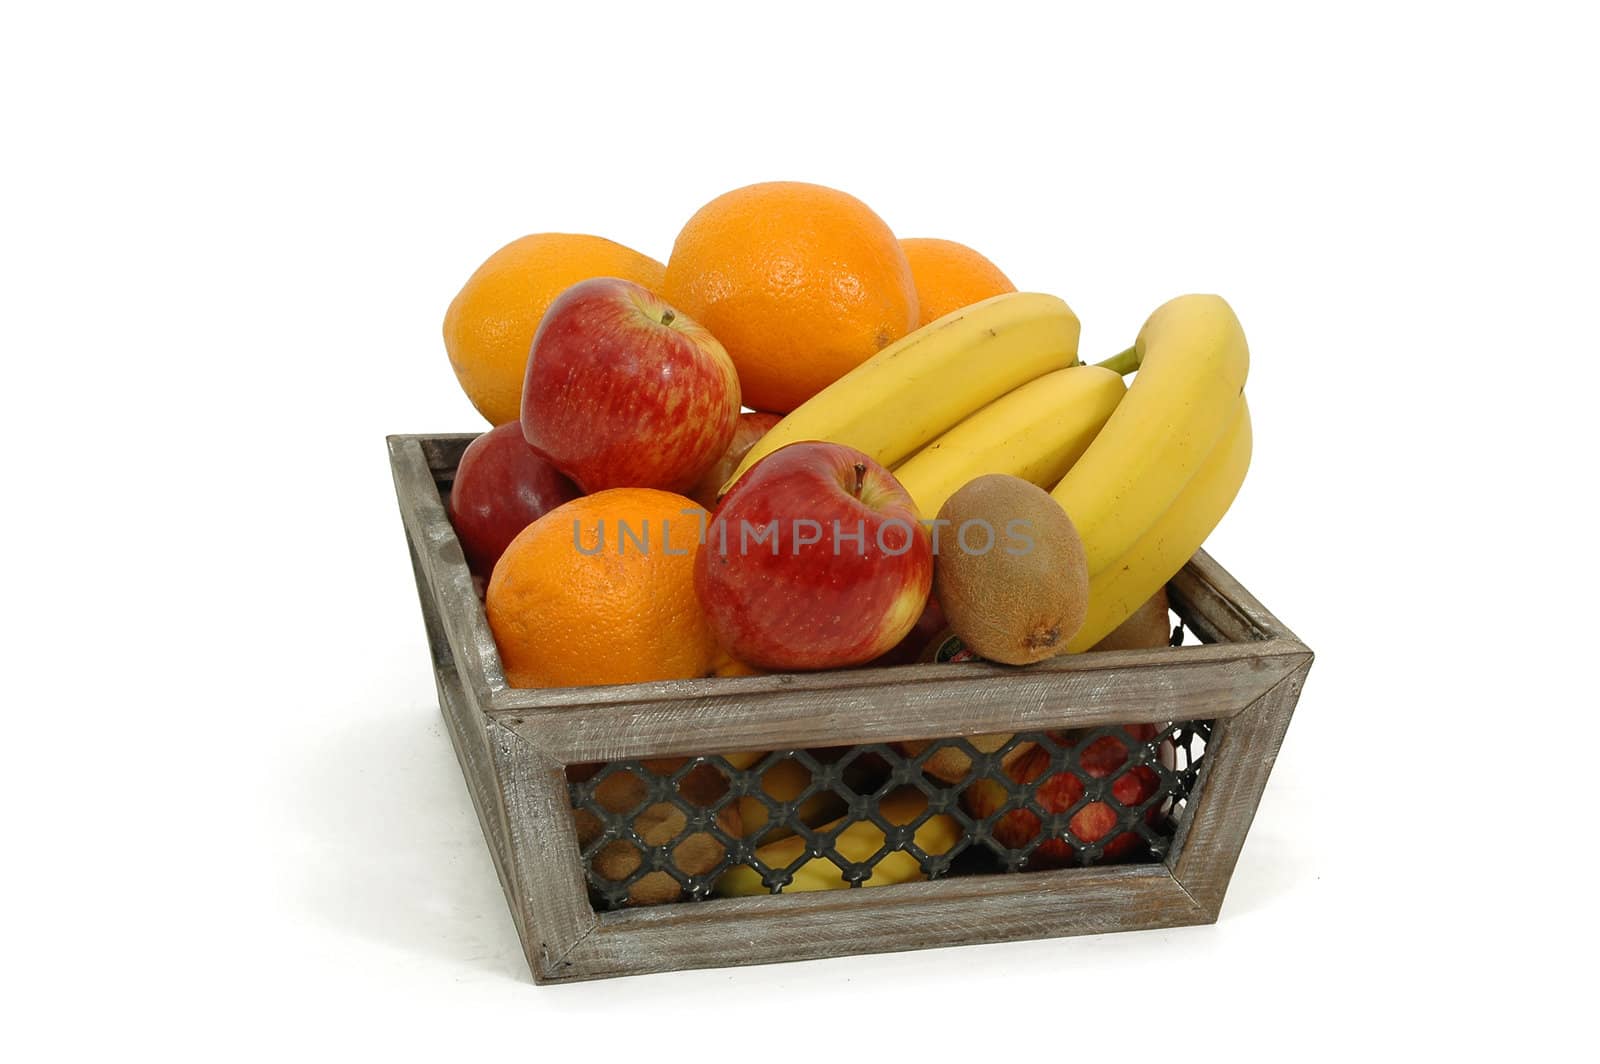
963 725 1165 868
521 277 740 493
868 596 946 668
448 421 580 578
687 410 782 510
694 442 933 671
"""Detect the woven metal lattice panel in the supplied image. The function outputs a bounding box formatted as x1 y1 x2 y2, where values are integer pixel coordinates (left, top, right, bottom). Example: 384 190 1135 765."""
568 721 1212 911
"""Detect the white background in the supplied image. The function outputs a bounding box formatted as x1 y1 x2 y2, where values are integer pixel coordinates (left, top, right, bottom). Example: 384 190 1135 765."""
5 1 1595 1059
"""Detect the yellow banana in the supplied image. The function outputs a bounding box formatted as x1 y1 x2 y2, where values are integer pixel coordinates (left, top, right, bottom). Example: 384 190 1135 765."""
892 364 1125 520
1053 295 1248 575
1067 397 1252 651
716 788 961 896
723 292 1080 493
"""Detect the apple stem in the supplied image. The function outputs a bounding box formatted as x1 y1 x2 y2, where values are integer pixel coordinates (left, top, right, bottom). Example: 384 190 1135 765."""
1097 345 1141 376
660 308 676 327
852 462 867 498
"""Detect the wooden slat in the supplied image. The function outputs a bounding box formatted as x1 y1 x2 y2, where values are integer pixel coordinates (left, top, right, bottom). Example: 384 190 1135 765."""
499 642 1307 763
405 515 535 955
1170 550 1304 646
1168 656 1313 915
489 638 1243 714
552 864 1209 983
488 722 599 978
387 436 506 706
434 662 527 946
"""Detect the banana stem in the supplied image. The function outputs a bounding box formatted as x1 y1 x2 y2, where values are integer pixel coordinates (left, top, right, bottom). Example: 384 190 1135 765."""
1097 345 1141 376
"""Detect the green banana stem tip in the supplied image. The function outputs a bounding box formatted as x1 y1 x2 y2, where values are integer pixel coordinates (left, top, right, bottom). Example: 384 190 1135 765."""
1097 345 1141 376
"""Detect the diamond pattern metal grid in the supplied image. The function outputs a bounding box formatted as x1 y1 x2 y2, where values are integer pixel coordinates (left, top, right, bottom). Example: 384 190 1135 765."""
568 721 1212 911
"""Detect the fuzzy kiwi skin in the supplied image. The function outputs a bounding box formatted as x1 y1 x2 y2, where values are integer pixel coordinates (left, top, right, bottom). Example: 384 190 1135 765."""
933 474 1090 665
1090 586 1174 652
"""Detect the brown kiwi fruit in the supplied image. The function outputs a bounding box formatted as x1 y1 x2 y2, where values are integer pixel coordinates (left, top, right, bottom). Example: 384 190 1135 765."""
933 474 1089 665
1090 586 1174 651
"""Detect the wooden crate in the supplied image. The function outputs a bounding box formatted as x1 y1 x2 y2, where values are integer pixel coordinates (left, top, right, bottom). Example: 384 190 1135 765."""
389 432 1313 984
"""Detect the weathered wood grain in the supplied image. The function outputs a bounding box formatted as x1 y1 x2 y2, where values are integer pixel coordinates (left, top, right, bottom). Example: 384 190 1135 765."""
487 722 598 979
488 637 1280 711
556 864 1210 983
433 662 528 948
498 643 1307 764
1170 550 1303 646
1168 657 1312 915
388 436 506 706
404 506 532 956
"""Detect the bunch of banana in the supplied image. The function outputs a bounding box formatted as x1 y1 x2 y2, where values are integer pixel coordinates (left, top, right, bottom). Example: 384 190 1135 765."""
1054 294 1251 648
892 364 1125 519
723 292 1082 492
716 788 960 896
717 290 1251 654
1065 399 1251 650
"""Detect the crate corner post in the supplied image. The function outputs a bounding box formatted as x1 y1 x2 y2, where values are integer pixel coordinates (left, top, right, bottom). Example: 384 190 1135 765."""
486 718 601 984
1166 647 1312 918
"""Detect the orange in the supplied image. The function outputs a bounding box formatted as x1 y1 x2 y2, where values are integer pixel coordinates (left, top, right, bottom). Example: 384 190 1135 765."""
899 238 1016 327
486 489 717 688
444 234 666 426
662 182 918 413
